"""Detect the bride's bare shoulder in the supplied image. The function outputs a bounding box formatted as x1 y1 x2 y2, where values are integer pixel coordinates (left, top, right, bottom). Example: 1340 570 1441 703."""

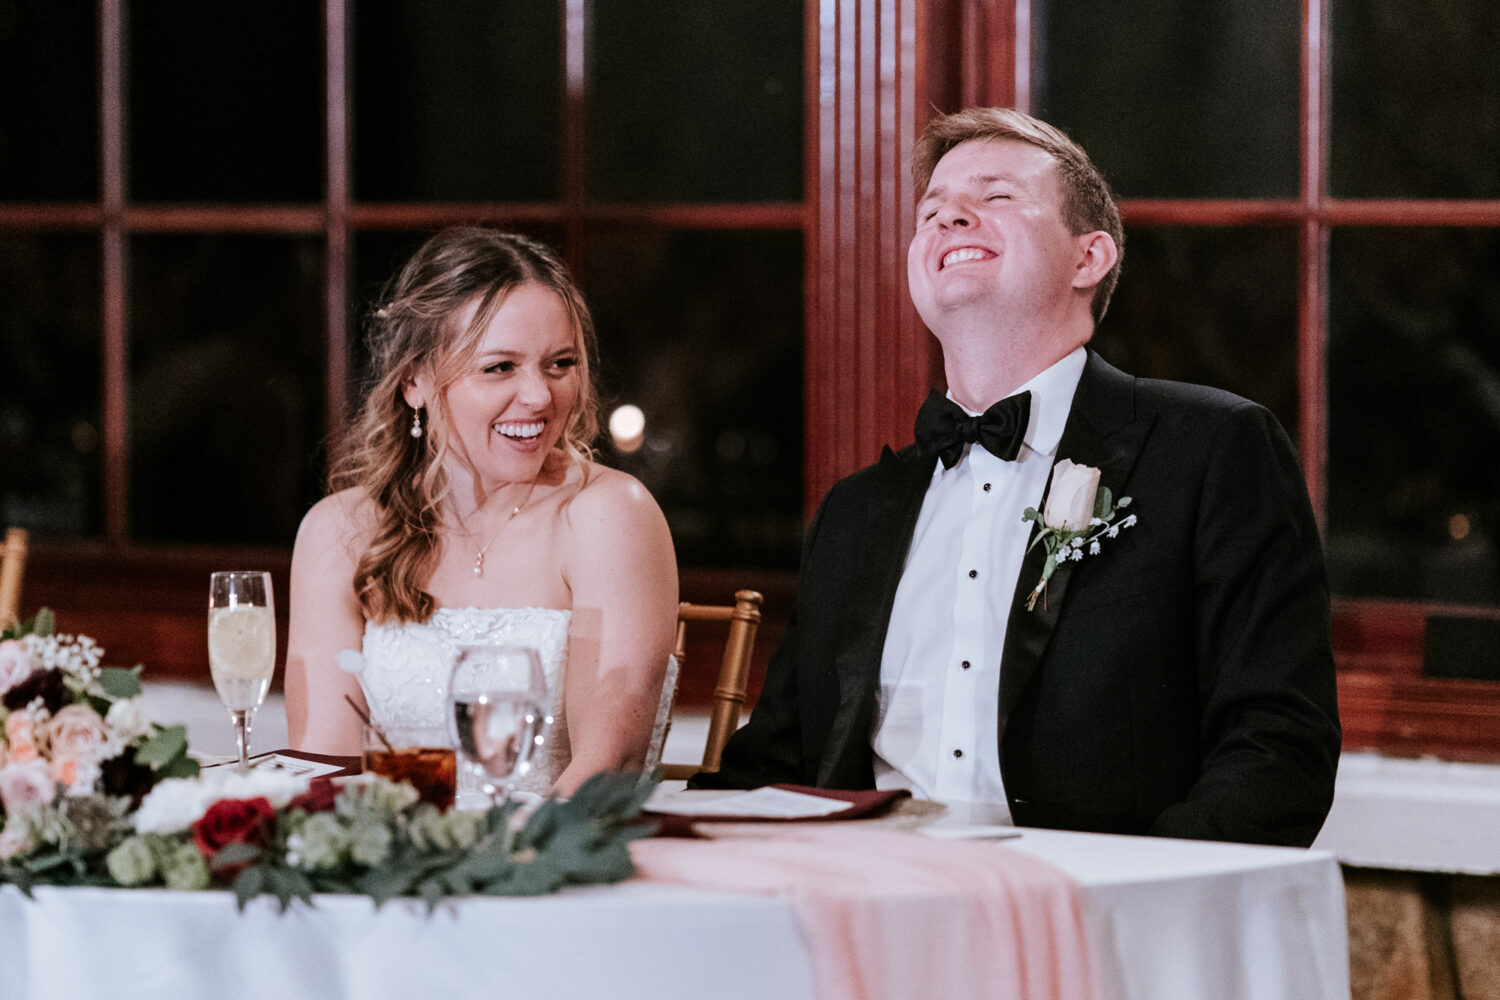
550 462 670 554
567 462 666 522
295 487 380 557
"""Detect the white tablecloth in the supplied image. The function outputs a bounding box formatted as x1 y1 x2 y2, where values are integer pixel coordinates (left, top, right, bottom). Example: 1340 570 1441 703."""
0 827 1348 1000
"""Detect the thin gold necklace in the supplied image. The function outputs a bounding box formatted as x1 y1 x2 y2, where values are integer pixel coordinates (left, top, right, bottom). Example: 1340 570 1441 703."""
464 480 538 578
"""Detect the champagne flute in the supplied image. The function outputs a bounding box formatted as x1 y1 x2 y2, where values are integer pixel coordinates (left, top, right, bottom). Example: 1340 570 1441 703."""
207 571 276 771
448 644 549 806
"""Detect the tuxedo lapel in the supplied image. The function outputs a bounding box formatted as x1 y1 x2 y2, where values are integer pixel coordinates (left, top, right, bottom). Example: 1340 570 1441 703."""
817 444 931 785
998 352 1154 723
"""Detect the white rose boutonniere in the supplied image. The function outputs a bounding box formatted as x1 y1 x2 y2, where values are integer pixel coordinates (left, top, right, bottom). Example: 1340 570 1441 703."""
1022 460 1136 611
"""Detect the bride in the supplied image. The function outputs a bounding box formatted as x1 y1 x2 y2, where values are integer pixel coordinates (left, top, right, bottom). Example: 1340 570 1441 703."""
284 227 678 795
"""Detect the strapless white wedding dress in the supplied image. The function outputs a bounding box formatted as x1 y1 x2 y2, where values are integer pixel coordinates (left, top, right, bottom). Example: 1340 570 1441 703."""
356 607 675 796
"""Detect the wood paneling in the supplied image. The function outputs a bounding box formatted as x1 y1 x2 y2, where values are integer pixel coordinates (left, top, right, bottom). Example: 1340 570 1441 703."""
806 0 938 510
1338 673 1500 763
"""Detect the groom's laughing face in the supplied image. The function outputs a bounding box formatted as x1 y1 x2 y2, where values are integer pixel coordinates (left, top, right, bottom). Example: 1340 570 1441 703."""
907 137 1102 352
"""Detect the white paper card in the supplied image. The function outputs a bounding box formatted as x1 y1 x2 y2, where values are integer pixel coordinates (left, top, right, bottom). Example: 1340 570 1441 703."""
645 786 851 819
202 753 348 778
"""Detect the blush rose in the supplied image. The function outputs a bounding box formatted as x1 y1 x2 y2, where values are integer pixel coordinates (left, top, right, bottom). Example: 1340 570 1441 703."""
49 704 111 767
0 639 36 695
4 709 46 764
0 758 57 817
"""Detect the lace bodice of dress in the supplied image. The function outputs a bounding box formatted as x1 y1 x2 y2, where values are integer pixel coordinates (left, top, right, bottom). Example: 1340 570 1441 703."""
360 607 572 796
357 607 678 796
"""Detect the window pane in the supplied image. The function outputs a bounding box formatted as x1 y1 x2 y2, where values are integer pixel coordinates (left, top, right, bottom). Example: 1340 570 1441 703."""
1331 0 1500 199
0 233 101 535
129 236 325 544
354 0 561 202
0 3 97 200
1327 228 1500 603
580 230 803 568
587 0 803 202
128 5 322 202
1093 226 1300 438
1035 0 1300 198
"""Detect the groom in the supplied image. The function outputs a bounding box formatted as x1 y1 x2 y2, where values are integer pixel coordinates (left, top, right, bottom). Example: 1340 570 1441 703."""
693 108 1340 848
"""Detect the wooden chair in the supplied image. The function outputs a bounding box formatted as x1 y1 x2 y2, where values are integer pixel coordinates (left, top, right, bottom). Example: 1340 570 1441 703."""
0 528 28 630
659 589 763 780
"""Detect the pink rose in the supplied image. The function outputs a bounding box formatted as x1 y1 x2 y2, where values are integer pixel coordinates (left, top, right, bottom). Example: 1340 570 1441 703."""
0 759 58 817
4 709 46 763
49 704 111 767
0 639 36 694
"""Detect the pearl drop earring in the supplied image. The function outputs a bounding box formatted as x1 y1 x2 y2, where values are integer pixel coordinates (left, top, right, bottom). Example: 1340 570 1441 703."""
410 407 423 438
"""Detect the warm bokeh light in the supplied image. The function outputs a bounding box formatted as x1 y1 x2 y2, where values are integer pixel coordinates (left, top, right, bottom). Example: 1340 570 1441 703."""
1449 513 1472 541
608 404 646 453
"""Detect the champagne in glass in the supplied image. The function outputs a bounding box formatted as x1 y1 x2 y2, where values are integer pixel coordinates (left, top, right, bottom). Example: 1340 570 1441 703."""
448 644 549 805
208 571 276 770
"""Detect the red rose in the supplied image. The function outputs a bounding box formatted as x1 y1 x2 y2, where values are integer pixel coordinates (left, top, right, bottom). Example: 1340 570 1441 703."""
287 777 338 814
191 796 276 861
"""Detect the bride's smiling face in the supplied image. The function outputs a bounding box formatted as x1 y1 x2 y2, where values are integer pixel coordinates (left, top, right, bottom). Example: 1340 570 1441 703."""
439 282 582 488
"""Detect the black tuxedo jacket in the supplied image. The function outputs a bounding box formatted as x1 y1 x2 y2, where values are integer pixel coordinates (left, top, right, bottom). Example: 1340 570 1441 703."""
697 352 1340 847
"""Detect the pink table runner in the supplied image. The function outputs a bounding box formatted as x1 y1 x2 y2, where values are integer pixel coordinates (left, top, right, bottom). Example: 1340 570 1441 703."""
630 825 1099 1000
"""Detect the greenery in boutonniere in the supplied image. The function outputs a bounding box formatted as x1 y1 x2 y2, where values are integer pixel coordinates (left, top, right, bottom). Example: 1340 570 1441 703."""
1022 460 1136 612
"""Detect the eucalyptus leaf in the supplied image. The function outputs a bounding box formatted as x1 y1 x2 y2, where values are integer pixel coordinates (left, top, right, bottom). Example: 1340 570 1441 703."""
1093 486 1114 520
212 842 262 871
97 666 143 699
157 753 201 780
31 607 56 637
232 866 267 910
484 857 565 897
135 726 190 769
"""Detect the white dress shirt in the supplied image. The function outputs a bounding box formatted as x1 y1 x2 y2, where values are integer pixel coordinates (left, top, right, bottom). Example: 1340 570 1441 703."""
872 348 1087 819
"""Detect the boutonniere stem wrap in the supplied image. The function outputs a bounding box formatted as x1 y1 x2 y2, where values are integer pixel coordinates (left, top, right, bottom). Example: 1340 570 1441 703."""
1022 460 1136 611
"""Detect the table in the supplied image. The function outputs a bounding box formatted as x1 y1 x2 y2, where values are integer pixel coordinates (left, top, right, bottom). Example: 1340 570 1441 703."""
1 826 1348 1000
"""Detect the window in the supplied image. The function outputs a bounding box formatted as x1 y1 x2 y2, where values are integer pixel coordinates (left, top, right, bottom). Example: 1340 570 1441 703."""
0 1 806 572
1029 0 1500 754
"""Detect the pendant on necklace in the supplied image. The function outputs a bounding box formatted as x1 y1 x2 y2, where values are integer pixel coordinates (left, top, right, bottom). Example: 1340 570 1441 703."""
471 503 521 578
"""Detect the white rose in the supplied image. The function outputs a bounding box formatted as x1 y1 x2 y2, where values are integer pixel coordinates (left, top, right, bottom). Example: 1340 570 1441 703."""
1044 460 1102 532
105 697 152 743
0 638 37 694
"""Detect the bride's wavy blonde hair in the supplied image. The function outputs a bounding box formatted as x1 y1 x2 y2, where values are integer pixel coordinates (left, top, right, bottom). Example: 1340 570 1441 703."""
332 227 600 623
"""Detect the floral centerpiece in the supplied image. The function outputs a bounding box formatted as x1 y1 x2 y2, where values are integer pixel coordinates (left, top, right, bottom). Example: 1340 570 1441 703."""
0 608 198 864
1 609 655 910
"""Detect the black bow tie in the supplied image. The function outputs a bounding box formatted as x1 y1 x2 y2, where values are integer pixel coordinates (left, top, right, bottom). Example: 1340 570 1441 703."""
913 390 1031 469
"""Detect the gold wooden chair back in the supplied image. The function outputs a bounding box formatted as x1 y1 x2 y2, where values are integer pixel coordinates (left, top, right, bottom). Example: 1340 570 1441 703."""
0 528 28 630
659 589 763 781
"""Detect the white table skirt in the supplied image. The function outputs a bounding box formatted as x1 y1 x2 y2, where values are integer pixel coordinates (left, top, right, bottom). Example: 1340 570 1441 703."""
0 828 1349 1000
